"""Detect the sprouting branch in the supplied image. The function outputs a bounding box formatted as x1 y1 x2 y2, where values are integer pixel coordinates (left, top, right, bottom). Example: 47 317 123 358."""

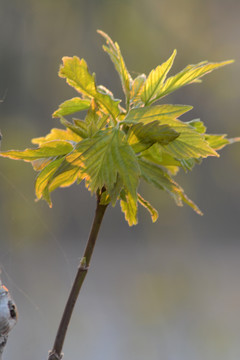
48 194 108 360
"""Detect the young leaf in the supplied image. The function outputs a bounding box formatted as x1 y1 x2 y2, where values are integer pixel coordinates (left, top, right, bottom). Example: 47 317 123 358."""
32 158 52 171
32 128 82 145
141 143 181 168
124 104 193 124
107 175 124 206
150 59 234 103
127 121 179 153
0 140 74 162
35 157 81 206
141 50 176 105
129 74 146 109
63 128 140 201
49 164 80 193
187 119 206 134
120 190 138 226
125 106 218 159
52 97 91 118
138 158 203 215
59 56 121 120
206 135 240 150
84 100 109 137
180 158 201 172
163 120 218 159
98 30 133 107
205 134 232 150
137 193 158 222
35 157 65 206
60 117 89 139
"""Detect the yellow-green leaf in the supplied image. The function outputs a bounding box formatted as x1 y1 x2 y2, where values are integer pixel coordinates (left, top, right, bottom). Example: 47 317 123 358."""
32 128 82 145
138 158 202 215
152 59 234 102
52 97 90 118
187 119 206 134
128 121 179 153
35 157 81 206
98 30 133 106
205 134 230 150
60 117 88 139
124 104 193 124
125 106 217 159
205 135 240 150
137 193 158 222
84 100 109 137
59 56 120 119
0 140 74 162
141 143 181 167
120 191 138 226
64 128 140 201
35 157 64 206
141 50 176 105
129 74 146 108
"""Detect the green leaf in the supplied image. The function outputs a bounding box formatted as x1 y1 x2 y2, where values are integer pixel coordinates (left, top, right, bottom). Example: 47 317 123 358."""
164 121 217 159
99 175 124 207
137 193 158 222
49 164 80 192
141 143 181 167
180 158 201 172
63 128 140 201
35 157 81 206
124 104 193 124
52 97 91 118
141 50 176 105
205 134 230 150
84 100 109 137
32 158 52 171
120 190 138 226
138 158 203 215
125 106 218 159
98 30 133 107
150 59 234 102
59 56 121 119
35 157 65 206
60 117 89 139
205 134 240 150
129 74 146 108
187 119 206 134
107 175 124 206
128 121 179 153
0 140 74 161
32 128 82 145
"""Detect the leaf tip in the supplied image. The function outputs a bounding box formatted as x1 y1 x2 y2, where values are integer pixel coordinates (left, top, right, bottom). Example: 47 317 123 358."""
52 110 58 118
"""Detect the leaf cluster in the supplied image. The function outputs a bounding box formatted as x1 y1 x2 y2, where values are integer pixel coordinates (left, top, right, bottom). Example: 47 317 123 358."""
1 31 238 225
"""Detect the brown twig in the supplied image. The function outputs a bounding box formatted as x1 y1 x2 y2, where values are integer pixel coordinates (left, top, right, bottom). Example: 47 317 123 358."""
48 193 108 360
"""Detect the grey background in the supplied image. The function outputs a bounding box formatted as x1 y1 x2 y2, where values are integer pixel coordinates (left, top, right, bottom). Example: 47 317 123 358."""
0 0 240 359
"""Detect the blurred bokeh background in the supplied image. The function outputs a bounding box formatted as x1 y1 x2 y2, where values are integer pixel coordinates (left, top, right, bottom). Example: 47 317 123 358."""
0 0 240 359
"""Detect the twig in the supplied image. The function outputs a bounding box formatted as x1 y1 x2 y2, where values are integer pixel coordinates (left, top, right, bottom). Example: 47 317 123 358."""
48 193 108 360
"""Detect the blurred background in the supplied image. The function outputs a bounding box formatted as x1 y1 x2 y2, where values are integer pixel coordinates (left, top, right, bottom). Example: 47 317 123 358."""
0 0 240 359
